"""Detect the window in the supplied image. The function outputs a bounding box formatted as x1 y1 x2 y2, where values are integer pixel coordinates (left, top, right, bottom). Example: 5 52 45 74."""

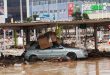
59 10 62 12
51 0 56 4
50 10 53 13
70 0 74 2
45 1 48 4
35 45 40 49
33 12 35 14
48 0 57 4
54 10 57 13
63 9 66 12
48 0 51 4
33 2 40 5
40 11 43 13
58 0 61 3
63 0 68 2
44 11 47 13
36 12 38 14
40 1 45 5
58 0 68 3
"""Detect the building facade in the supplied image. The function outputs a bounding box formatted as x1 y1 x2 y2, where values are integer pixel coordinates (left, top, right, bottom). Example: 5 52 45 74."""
1 0 110 23
0 0 27 23
7 0 26 21
27 0 82 21
27 0 110 21
0 0 7 23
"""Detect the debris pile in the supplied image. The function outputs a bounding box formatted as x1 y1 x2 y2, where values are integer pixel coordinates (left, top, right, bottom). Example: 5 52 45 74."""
38 31 62 49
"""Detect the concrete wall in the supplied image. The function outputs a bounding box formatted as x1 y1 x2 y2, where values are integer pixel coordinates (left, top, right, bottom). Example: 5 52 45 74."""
89 12 110 19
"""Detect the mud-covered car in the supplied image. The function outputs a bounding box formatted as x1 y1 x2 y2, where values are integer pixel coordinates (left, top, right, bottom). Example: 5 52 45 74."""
24 44 88 61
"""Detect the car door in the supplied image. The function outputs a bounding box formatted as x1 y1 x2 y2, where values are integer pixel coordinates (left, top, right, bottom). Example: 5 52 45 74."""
50 46 66 58
34 48 52 59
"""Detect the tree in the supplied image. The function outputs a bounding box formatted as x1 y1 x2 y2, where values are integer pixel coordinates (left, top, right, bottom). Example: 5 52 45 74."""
26 17 32 22
72 12 82 20
33 14 39 21
82 13 89 19
26 14 39 22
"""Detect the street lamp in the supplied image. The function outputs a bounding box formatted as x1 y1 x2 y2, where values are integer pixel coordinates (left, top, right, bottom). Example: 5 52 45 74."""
20 0 23 39
20 0 23 23
56 0 58 21
31 0 34 21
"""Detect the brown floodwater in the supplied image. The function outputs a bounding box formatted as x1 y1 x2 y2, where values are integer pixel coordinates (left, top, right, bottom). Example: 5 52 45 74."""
0 58 110 75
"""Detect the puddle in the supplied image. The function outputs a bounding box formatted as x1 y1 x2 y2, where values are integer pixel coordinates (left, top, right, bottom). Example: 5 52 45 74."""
0 58 110 75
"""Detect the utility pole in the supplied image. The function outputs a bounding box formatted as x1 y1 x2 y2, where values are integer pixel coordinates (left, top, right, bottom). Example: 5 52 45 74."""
26 0 30 18
20 0 23 23
20 0 24 46
3 29 6 50
4 0 7 18
56 0 58 21
32 0 34 21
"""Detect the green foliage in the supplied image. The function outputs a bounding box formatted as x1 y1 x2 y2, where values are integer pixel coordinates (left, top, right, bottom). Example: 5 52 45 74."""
72 12 82 20
79 24 87 29
26 14 39 22
33 14 39 21
83 13 89 19
14 30 17 48
72 12 90 20
26 17 32 22
55 25 63 38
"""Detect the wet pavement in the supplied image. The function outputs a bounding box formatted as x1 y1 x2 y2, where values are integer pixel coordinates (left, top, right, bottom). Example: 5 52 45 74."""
0 58 110 75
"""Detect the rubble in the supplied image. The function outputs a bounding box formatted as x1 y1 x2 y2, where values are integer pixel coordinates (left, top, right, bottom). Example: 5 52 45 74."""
38 31 62 49
88 49 110 58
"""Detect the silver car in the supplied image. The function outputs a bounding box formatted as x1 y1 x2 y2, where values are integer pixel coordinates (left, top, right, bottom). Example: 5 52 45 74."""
24 45 88 61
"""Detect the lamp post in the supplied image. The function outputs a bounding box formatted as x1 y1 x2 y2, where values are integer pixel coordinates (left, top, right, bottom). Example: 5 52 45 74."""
20 0 24 46
26 0 30 17
31 0 34 21
20 0 23 23
3 29 6 50
56 0 58 21
32 0 36 40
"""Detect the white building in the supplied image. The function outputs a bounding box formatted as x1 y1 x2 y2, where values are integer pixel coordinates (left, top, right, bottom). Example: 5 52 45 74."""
26 0 110 21
0 0 7 23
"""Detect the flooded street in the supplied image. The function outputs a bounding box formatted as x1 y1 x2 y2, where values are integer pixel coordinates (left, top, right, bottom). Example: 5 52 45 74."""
0 58 110 75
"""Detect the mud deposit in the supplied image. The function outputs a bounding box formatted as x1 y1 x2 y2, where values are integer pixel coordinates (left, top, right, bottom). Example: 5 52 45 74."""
0 58 110 75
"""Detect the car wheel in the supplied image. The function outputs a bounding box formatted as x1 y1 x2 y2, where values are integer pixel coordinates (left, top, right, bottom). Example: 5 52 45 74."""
67 52 77 60
29 55 38 62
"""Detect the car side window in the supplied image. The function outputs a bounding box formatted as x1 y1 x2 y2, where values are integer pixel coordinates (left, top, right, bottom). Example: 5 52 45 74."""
35 45 51 50
35 45 40 49
52 45 59 49
52 45 63 49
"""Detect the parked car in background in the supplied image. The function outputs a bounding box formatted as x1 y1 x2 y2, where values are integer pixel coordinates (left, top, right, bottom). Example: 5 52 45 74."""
24 44 88 61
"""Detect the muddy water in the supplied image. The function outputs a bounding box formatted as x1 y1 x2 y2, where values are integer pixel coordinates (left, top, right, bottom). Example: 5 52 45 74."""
0 58 110 75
